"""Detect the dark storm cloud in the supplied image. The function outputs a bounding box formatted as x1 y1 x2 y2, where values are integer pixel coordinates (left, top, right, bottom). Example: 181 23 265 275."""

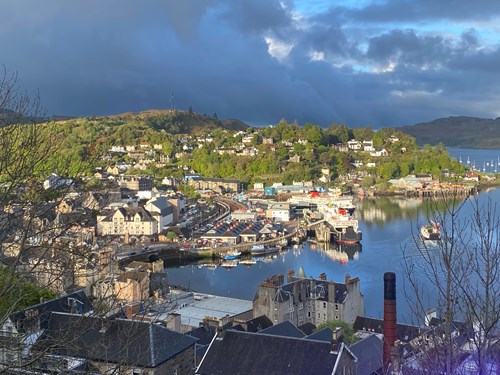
346 0 500 23
0 0 499 127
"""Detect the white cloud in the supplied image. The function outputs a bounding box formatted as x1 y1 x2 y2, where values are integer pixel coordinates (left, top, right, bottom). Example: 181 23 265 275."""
264 36 295 62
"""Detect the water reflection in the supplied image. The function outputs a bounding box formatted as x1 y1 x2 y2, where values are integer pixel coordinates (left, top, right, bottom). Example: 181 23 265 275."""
310 241 362 264
355 195 464 227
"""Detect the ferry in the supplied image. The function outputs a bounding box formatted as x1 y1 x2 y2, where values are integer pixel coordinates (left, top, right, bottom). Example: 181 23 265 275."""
288 189 362 243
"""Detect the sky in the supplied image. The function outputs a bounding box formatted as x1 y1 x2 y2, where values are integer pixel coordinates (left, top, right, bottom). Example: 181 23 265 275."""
1 0 500 128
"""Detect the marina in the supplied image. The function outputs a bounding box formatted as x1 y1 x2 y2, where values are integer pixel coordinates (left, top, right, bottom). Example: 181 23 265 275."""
448 147 500 173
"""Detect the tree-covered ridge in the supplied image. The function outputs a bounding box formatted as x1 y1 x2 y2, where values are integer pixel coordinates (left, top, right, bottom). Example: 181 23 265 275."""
399 116 500 149
41 113 466 188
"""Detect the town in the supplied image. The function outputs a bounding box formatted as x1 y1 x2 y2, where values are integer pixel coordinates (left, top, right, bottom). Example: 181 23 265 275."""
1 113 498 374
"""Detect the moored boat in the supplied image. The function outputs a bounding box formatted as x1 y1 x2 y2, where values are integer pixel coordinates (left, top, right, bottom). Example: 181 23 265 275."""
250 244 282 256
420 222 441 241
222 250 242 260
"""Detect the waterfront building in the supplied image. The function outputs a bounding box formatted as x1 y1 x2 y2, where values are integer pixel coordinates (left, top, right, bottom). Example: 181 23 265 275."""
253 269 364 326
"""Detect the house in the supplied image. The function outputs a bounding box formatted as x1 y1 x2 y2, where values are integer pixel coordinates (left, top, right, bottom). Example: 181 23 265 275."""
262 137 274 144
289 154 301 163
114 270 150 303
253 269 364 327
362 140 374 152
187 177 242 194
0 291 93 368
32 313 198 375
145 196 174 231
370 148 389 157
242 134 254 144
196 323 357 374
43 173 73 190
348 140 363 150
266 202 291 221
110 145 126 153
464 171 480 181
97 206 157 236
117 176 153 191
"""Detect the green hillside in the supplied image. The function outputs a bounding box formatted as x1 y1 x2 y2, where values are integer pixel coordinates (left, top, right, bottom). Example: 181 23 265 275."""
399 116 500 149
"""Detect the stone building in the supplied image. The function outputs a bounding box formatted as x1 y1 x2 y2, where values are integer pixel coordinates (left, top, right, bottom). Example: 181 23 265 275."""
117 175 153 191
97 206 157 236
187 177 242 194
253 269 364 326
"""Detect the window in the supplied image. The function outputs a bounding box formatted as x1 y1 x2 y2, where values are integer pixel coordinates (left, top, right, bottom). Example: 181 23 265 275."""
323 302 327 309
298 302 303 310
335 304 339 311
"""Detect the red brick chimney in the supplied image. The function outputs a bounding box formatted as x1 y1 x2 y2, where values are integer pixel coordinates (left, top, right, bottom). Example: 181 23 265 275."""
383 272 397 372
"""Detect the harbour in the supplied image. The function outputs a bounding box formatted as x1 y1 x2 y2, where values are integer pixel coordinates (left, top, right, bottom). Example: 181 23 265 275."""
165 186 500 324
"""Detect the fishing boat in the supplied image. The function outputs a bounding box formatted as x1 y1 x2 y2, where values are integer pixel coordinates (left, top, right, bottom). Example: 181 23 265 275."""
222 250 241 260
250 244 282 256
420 222 441 241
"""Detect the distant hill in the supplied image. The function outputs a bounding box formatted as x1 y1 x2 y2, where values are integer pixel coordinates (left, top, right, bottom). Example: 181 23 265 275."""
399 116 500 149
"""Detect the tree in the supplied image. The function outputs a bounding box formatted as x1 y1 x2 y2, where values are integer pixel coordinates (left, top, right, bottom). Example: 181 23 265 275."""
0 68 130 372
402 194 499 374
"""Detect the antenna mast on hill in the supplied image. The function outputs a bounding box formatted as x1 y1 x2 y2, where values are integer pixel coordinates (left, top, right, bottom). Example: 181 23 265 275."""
171 91 175 112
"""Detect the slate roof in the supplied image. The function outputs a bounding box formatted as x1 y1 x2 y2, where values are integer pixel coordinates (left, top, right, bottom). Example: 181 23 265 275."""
350 334 383 375
353 316 424 343
185 325 217 346
34 312 198 368
259 320 305 338
305 327 334 342
270 278 348 304
9 290 93 334
196 330 338 375
298 322 317 335
245 315 273 332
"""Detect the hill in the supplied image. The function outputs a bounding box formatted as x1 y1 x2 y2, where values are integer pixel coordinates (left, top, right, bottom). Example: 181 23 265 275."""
399 116 500 149
106 109 248 134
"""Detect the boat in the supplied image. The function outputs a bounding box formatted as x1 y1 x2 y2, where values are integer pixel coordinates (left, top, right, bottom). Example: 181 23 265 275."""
222 250 241 260
420 222 441 241
250 244 282 256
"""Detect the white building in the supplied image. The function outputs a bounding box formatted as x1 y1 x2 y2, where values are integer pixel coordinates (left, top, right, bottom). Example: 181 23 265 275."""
145 196 174 232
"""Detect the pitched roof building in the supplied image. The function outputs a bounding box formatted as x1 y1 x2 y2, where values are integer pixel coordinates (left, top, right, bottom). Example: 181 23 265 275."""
33 312 198 374
253 269 364 327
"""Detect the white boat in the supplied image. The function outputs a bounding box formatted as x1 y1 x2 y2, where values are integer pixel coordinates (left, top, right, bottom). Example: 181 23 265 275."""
420 222 441 241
